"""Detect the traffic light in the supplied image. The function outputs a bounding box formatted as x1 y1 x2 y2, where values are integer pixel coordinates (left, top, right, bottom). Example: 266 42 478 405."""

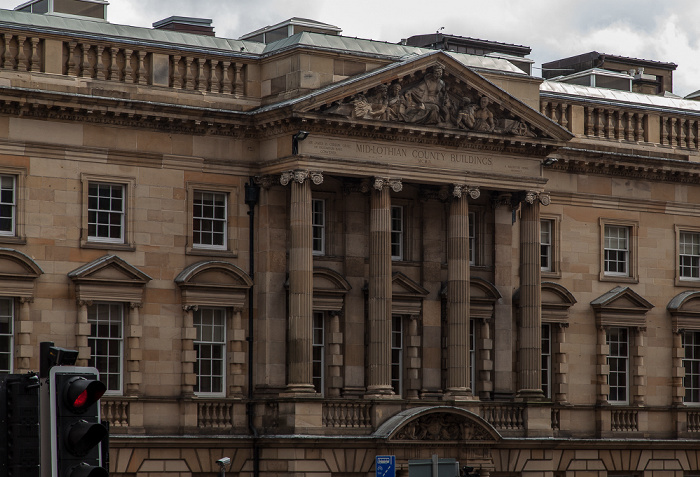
49 366 108 477
0 373 41 477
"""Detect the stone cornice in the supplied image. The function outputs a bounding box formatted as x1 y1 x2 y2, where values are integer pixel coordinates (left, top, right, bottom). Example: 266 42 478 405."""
550 155 700 183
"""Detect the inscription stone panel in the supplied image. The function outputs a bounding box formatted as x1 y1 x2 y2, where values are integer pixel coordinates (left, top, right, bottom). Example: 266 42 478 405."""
299 136 541 178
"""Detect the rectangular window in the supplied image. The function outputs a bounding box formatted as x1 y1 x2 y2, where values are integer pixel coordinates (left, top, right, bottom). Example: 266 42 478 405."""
391 206 403 260
193 191 227 249
0 175 15 236
0 298 13 373
391 315 403 395
88 183 125 243
604 225 629 276
469 212 476 265
683 331 700 403
312 312 325 394
542 324 551 399
607 327 629 403
541 219 552 272
312 199 325 255
88 303 123 394
680 231 700 280
194 307 226 395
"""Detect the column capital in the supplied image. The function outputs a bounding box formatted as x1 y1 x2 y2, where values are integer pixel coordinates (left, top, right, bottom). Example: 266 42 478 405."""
77 299 93 307
19 297 34 304
182 304 199 312
129 302 143 309
280 170 323 186
452 184 480 200
373 177 402 192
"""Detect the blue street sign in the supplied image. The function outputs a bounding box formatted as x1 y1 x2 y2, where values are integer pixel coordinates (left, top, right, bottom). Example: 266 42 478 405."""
376 455 396 477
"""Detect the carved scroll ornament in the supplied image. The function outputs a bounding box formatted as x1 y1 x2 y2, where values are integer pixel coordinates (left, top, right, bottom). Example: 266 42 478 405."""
323 65 536 137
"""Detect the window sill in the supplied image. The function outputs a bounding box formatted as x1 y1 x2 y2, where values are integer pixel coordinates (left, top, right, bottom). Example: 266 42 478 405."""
186 248 237 258
81 241 135 252
600 274 638 284
0 235 26 245
676 277 700 288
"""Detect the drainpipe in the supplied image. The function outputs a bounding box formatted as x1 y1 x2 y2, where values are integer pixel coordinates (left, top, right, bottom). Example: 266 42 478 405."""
244 177 260 477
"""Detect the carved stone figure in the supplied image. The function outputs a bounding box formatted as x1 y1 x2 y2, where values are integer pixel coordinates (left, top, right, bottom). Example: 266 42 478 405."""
321 64 538 138
403 65 448 124
473 95 495 132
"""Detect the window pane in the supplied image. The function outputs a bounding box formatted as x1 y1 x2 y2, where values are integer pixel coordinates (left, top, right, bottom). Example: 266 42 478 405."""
193 191 227 249
0 175 15 235
88 303 123 393
194 307 226 394
88 183 125 243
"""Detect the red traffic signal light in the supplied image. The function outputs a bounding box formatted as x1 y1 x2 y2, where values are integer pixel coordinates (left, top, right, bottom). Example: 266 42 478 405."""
64 377 106 413
48 367 109 477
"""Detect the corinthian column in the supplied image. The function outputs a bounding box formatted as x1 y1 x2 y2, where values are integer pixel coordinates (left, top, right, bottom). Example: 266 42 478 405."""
367 177 401 396
281 170 323 393
517 191 548 400
445 185 479 399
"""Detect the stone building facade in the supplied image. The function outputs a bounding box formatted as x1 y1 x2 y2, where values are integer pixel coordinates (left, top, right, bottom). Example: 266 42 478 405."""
2 5 700 477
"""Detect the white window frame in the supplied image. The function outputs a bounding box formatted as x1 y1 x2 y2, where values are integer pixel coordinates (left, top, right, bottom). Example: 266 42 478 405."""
193 190 228 251
679 230 700 281
0 298 14 374
391 315 403 395
541 219 553 272
312 199 325 256
604 225 629 277
391 205 403 261
88 302 124 395
87 182 125 244
193 307 227 396
542 323 551 399
0 175 16 237
312 312 325 394
607 326 629 404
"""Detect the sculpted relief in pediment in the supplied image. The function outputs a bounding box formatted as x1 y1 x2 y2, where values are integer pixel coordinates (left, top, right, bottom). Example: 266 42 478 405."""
322 64 536 137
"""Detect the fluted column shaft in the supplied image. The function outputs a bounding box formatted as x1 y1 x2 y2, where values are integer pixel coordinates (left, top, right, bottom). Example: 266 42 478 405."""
287 175 315 393
517 197 544 399
367 180 394 395
445 185 476 397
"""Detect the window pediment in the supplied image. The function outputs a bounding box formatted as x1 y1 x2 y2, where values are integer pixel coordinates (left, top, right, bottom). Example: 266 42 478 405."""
591 286 653 328
0 248 43 298
175 261 252 308
68 255 151 304
541 282 577 323
668 291 700 331
313 268 351 312
392 272 428 316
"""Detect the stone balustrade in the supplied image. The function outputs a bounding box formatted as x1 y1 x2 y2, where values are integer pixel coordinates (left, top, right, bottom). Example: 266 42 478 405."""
480 403 525 430
0 31 249 96
322 401 372 428
611 408 639 432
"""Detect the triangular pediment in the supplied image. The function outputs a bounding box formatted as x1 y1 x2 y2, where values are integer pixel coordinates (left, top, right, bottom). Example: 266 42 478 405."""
297 52 572 143
68 255 151 285
591 286 653 328
392 272 429 299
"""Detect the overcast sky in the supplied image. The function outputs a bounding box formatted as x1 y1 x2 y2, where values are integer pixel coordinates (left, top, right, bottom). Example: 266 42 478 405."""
1 0 699 97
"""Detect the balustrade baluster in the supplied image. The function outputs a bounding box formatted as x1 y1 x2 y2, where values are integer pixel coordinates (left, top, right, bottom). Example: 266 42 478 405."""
96 45 106 80
29 37 39 72
172 55 182 89
16 35 27 71
223 60 232 94
124 49 135 83
135 50 145 85
560 103 568 129
185 57 195 90
233 63 244 96
108 47 118 81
